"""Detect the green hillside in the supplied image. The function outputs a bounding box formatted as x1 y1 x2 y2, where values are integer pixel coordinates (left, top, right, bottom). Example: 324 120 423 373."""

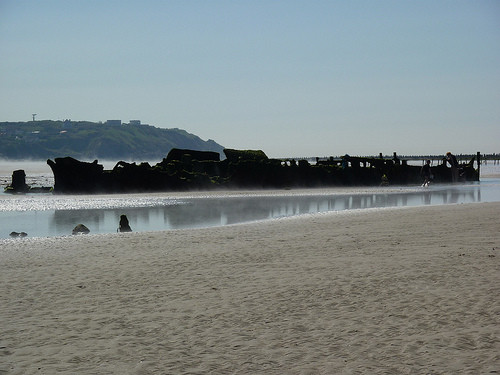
0 120 224 160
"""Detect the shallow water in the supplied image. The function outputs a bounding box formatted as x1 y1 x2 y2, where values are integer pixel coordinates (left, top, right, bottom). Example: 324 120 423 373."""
1 160 500 238
1 180 499 239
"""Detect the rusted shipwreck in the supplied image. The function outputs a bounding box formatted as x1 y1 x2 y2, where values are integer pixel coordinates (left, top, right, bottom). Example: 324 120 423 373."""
46 148 480 194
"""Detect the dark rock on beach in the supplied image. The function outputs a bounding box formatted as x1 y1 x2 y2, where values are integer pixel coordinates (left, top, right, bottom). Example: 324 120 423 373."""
72 224 90 235
9 231 28 238
118 215 132 233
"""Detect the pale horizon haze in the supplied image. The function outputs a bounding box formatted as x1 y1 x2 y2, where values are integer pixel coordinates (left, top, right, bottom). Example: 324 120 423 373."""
1 0 499 158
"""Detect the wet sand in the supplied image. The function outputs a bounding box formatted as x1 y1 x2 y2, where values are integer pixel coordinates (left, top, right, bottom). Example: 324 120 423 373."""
1 202 499 374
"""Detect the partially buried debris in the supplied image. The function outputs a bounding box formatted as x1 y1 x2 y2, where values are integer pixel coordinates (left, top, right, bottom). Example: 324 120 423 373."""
9 231 28 238
72 224 90 235
118 215 132 232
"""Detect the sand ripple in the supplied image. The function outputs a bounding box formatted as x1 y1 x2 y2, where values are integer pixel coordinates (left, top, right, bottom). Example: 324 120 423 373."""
0 203 499 374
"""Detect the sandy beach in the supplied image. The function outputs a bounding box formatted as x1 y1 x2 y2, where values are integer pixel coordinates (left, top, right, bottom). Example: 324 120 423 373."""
1 202 499 374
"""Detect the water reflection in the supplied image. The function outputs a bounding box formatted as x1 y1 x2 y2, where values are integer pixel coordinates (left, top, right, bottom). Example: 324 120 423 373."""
1 180 498 239
48 184 487 236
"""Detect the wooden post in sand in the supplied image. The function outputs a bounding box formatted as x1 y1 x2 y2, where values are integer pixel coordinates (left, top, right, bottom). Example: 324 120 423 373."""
477 152 481 178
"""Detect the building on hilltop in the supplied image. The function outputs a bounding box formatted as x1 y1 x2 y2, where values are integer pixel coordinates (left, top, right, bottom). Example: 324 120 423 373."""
129 120 141 126
106 120 122 126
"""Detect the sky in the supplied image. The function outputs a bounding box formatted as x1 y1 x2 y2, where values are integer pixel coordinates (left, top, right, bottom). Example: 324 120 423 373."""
1 0 499 158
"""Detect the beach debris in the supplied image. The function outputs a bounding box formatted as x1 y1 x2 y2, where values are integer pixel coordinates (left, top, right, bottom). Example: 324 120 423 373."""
4 169 53 194
4 169 30 194
72 224 90 235
118 214 132 232
9 231 27 238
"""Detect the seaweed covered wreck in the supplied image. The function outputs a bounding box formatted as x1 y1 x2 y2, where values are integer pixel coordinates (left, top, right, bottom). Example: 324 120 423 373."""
46 148 480 194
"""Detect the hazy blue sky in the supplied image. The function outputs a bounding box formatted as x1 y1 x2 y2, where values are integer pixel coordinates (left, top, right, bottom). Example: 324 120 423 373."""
1 0 499 158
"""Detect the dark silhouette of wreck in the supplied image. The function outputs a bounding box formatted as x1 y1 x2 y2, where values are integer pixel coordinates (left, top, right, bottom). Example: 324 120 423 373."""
46 148 480 194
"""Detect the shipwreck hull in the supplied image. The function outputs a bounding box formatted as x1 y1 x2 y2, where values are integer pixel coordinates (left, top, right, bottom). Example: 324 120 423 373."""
46 149 480 194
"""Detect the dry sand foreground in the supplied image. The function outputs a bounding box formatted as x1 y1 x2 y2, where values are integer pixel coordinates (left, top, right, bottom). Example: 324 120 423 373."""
1 202 499 375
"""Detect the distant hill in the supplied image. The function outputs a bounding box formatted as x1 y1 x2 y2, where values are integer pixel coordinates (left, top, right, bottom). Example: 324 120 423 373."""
0 120 225 160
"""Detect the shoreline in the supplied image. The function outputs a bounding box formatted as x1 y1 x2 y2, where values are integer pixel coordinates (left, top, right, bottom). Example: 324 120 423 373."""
1 182 498 239
1 202 499 374
0 199 496 241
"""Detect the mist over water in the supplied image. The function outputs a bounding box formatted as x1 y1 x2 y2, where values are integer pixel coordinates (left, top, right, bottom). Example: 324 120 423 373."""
1 160 499 239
